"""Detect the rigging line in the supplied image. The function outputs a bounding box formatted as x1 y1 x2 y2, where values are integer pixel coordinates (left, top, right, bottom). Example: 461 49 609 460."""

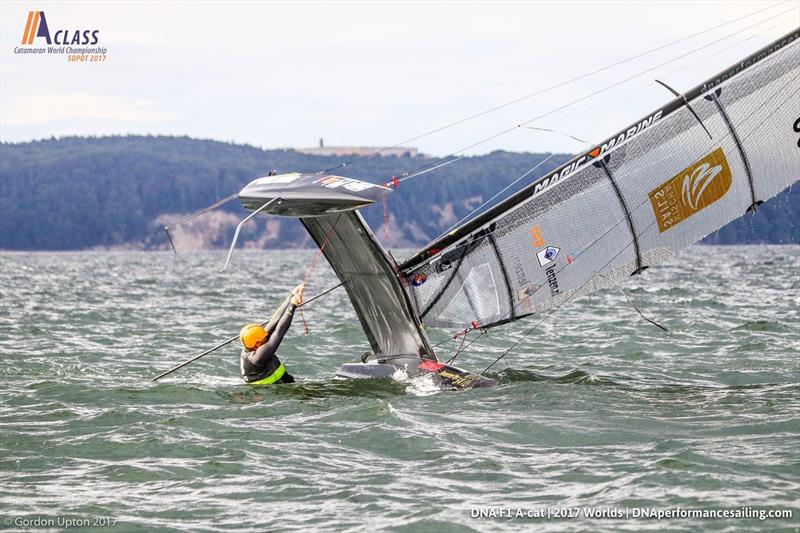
319 0 791 175
452 68 799 366
540 17 797 132
597 273 668 331
610 65 800 184
395 126 551 183
362 8 797 192
168 192 240 227
162 191 240 253
448 89 779 360
434 123 599 233
529 17 791 145
408 50 800 269
432 336 458 349
303 213 342 284
396 6 797 186
447 329 487 365
438 128 592 239
483 214 662 375
456 82 800 354
481 279 594 374
441 154 558 236
385 27 793 269
299 213 343 334
524 127 593 146
447 329 470 364
410 44 797 359
396 155 466 183
431 197 643 357
440 123 598 239
737 77 800 145
469 76 798 361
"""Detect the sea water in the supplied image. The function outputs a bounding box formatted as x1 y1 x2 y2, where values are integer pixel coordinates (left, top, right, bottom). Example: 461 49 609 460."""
0 246 798 531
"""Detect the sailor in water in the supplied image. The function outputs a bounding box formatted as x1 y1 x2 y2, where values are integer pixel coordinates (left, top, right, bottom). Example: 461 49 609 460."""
239 284 304 385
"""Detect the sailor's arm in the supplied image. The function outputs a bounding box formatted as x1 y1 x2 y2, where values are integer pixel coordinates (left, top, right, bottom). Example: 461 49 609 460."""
250 302 297 365
250 284 304 366
264 294 293 335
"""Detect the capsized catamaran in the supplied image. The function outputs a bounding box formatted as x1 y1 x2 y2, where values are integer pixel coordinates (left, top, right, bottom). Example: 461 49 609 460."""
232 28 799 389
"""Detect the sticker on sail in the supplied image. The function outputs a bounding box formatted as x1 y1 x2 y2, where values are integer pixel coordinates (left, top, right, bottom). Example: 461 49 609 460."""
529 225 544 248
517 283 540 311
649 147 732 233
545 264 562 296
434 260 452 274
412 273 427 287
536 246 560 267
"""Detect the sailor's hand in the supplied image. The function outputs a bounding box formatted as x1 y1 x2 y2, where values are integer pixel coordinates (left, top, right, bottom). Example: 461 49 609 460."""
291 284 305 306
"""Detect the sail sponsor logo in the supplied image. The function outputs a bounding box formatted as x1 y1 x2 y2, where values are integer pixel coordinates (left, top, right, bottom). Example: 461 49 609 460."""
793 116 800 148
412 273 427 287
701 32 798 94
649 147 732 233
587 110 663 160
531 110 663 199
529 225 544 247
536 246 560 268
545 264 562 297
517 283 540 311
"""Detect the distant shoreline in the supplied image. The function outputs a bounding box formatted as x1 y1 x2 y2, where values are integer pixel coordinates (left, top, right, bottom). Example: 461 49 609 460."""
2 135 797 249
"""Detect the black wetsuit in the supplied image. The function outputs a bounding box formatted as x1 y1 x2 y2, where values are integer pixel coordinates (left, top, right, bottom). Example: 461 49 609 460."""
240 294 297 384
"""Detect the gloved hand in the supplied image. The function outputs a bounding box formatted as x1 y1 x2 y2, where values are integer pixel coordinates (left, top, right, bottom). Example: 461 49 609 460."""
291 283 305 306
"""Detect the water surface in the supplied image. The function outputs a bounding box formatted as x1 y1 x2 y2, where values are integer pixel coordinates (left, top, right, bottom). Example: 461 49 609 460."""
0 246 798 531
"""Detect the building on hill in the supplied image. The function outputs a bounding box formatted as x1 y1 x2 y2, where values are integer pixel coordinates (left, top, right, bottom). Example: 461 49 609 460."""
295 138 418 157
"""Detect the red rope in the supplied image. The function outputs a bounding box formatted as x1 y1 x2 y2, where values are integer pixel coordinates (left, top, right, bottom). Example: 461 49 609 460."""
304 213 342 284
383 198 389 240
299 213 342 334
381 176 398 241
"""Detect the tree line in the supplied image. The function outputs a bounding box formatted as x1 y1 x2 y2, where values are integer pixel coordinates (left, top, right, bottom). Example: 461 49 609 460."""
0 135 796 250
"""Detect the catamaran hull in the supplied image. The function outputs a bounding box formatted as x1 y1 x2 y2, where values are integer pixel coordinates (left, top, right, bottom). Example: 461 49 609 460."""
336 361 498 390
237 172 494 390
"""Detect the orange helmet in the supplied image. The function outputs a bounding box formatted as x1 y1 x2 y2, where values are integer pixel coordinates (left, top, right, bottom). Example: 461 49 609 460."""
240 324 267 350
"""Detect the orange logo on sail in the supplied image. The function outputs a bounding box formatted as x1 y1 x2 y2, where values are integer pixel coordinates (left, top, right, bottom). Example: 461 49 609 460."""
649 147 732 233
529 225 544 247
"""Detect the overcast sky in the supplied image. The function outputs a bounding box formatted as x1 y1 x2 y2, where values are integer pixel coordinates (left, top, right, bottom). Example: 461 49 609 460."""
1 1 797 155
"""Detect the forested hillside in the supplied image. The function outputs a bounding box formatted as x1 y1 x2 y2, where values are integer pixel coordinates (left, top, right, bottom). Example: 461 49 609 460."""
0 135 797 250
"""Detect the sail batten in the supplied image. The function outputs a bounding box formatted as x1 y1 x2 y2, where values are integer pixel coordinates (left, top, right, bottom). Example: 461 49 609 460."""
402 29 800 330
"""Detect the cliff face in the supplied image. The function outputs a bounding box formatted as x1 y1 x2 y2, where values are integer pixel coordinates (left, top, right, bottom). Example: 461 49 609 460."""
1 135 797 250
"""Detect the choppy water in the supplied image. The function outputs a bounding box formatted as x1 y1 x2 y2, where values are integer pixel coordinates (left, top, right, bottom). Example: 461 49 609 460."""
0 246 798 532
